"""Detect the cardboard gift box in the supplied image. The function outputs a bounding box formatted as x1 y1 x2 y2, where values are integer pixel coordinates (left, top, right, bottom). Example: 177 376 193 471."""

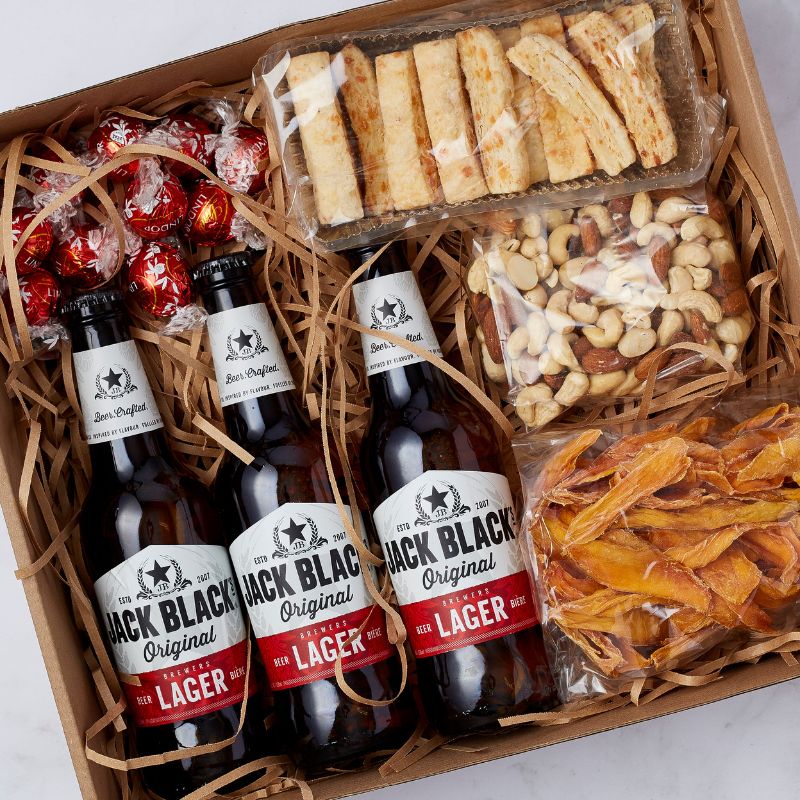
1 1 799 799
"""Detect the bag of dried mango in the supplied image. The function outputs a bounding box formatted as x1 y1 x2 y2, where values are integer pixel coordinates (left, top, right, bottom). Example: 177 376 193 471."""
514 381 800 700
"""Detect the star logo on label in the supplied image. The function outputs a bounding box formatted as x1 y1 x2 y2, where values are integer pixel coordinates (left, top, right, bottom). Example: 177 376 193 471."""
94 362 137 400
423 485 449 513
414 480 472 526
271 512 327 559
233 329 254 352
103 368 123 390
225 323 268 361
369 293 412 331
145 559 171 587
282 518 307 546
377 298 398 322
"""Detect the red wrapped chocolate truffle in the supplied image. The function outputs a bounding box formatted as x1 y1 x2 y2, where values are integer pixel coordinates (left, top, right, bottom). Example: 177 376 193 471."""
127 241 192 317
50 223 119 290
183 180 235 247
157 113 214 178
18 267 61 326
123 161 188 240
10 208 54 273
214 124 269 194
88 112 147 181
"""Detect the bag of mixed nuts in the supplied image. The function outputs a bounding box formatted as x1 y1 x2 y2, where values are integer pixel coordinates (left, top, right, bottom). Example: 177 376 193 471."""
467 183 752 428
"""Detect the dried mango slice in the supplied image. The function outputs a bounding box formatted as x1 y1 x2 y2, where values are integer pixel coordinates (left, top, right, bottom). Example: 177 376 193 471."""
733 436 800 491
740 525 800 583
727 404 791 436
543 559 603 602
680 416 718 440
624 500 799 530
565 438 690 547
697 549 762 606
662 526 747 569
535 429 602 503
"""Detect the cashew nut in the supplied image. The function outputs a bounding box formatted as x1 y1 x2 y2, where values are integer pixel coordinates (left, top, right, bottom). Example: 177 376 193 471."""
506 325 530 359
520 214 543 239
621 307 651 328
630 192 654 229
467 257 489 294
549 224 580 266
687 265 713 291
526 312 550 356
637 222 678 248
486 248 507 276
616 368 644 396
481 345 507 383
723 343 740 362
545 289 575 334
618 327 657 359
547 332 583 372
657 310 685 346
709 238 738 269
568 299 599 325
500 238 521 253
579 204 614 237
716 314 751 345
559 257 591 290
597 247 627 270
539 350 565 376
535 253 555 281
606 262 649 299
505 253 539 291
680 215 725 242
516 384 561 428
584 308 624 348
554 372 590 405
512 353 541 385
543 269 560 289
543 209 573 232
672 241 712 268
668 266 694 296
524 285 548 308
655 196 693 224
588 370 627 396
521 235 548 259
676 290 723 323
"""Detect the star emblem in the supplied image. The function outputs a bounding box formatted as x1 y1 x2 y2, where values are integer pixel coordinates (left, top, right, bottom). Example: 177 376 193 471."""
282 518 307 546
103 368 123 389
145 560 171 587
424 485 449 513
233 329 254 351
377 298 398 321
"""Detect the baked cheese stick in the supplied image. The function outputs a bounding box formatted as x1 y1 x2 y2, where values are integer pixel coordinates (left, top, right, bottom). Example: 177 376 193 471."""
337 44 393 216
375 50 442 211
610 3 662 92
507 34 637 177
456 26 530 195
286 52 364 226
520 16 594 183
412 39 488 203
570 12 677 168
497 27 549 185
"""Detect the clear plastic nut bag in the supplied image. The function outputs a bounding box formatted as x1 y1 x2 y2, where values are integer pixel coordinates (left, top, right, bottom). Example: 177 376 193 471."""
467 183 753 428
514 383 800 699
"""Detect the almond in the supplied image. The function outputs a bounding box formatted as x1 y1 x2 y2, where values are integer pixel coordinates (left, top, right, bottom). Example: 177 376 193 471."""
608 196 634 215
581 347 630 375
543 372 567 391
719 262 744 292
722 288 749 316
689 310 713 344
473 294 503 364
614 236 640 256
579 216 602 257
571 336 593 361
574 260 608 303
666 350 700 378
709 272 726 299
706 194 727 224
635 347 670 381
648 236 671 284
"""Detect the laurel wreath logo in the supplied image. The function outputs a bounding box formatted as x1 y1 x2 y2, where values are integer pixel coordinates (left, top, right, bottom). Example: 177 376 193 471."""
135 557 192 600
94 365 137 400
414 482 472 526
271 514 328 559
370 295 412 331
226 327 269 361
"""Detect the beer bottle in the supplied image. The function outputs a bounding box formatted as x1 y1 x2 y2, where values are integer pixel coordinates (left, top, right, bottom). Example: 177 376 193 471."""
64 291 267 800
193 253 414 773
351 244 557 736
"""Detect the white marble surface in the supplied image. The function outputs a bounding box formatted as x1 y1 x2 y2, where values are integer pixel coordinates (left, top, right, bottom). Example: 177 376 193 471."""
1 0 799 797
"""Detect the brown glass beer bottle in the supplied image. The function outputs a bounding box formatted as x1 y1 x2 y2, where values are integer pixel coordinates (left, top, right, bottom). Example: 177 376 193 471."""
65 291 267 800
351 244 557 736
193 253 415 773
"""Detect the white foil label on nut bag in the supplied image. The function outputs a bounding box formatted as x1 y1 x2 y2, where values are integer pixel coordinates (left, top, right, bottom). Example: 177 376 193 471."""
206 303 295 407
352 271 442 376
73 340 164 443
372 470 538 657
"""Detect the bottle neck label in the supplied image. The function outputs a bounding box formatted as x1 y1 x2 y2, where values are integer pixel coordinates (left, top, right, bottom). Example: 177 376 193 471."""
206 303 295 407
229 503 393 690
94 544 253 728
73 340 164 444
352 271 442 376
372 470 538 657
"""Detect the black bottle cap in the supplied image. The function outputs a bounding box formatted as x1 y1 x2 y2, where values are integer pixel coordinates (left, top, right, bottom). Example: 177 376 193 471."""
192 252 254 291
61 290 124 323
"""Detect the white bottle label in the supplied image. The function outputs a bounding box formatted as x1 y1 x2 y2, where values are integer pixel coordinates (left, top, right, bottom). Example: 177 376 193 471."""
94 544 252 727
372 470 538 657
73 340 164 444
352 271 442 376
229 503 393 690
206 303 295 407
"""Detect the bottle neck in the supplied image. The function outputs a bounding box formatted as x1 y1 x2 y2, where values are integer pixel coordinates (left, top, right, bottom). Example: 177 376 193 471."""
199 272 307 447
70 312 172 481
